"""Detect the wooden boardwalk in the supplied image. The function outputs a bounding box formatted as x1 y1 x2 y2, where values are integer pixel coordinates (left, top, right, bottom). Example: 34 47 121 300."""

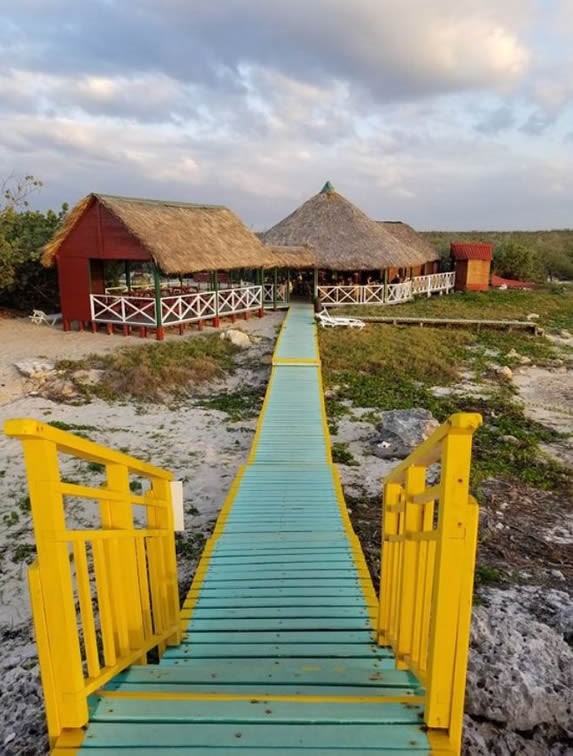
67 303 430 753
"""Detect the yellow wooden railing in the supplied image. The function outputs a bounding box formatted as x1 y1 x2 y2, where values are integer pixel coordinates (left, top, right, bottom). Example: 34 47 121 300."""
3 419 181 747
377 412 482 754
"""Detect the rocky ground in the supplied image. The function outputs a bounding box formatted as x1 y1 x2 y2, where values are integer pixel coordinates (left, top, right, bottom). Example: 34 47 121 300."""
330 337 573 755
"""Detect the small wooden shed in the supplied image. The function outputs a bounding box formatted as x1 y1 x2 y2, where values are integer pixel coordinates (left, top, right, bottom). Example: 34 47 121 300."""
450 242 493 292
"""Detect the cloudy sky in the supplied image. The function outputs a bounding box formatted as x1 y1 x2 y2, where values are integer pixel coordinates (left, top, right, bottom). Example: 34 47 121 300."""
1 0 571 230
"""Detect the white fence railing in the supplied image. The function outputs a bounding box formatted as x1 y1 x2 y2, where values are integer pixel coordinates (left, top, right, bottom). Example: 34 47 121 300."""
317 272 455 307
90 286 264 327
263 283 289 308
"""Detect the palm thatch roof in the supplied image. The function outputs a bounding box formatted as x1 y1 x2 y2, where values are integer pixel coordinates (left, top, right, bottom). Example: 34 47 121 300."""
42 193 276 273
263 245 316 269
260 182 417 270
378 222 440 264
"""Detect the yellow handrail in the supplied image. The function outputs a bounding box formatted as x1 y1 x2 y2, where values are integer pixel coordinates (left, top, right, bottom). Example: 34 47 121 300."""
378 412 482 754
4 419 181 747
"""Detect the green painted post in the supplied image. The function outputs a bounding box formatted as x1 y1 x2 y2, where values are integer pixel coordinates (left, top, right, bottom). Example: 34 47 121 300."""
313 268 319 299
273 267 278 310
213 269 220 327
153 265 164 340
125 261 131 292
286 269 291 303
258 268 264 317
383 269 388 303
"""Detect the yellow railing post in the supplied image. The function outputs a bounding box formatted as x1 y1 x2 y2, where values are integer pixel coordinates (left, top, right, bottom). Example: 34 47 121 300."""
3 418 181 746
425 415 477 730
20 437 88 733
379 412 482 754
395 464 425 668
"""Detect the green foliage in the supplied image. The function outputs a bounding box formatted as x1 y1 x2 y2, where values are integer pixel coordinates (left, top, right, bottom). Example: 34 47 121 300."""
331 442 359 466
475 565 504 587
197 387 265 421
494 240 543 282
0 175 67 310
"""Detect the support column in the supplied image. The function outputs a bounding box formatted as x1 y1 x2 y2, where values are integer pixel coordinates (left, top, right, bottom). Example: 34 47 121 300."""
313 268 319 300
286 269 291 304
125 261 131 292
383 269 388 303
212 270 220 327
258 268 264 318
153 265 164 340
273 267 278 310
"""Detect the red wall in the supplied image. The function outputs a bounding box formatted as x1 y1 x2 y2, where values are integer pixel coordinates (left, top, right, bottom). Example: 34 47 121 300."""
56 199 150 322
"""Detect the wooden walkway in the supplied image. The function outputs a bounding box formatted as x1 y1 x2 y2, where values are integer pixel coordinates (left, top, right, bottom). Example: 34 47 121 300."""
71 303 429 753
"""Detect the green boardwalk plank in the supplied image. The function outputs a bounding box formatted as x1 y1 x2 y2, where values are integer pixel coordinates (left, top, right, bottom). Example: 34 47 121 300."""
78 304 429 755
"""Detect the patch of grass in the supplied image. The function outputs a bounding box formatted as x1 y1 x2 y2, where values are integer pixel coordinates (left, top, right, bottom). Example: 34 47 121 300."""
129 480 143 493
3 511 19 527
340 287 573 332
331 442 359 466
197 387 265 421
56 334 240 402
86 461 105 474
18 495 31 513
475 564 504 587
47 421 98 432
13 543 36 563
176 531 206 561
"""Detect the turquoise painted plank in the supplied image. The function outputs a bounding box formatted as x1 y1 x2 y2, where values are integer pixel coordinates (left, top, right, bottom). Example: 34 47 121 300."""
79 722 429 750
197 580 365 591
185 618 372 631
77 749 429 755
164 644 392 659
113 659 417 687
188 607 370 620
191 597 371 608
180 631 376 645
188 588 366 599
103 683 423 699
89 698 424 724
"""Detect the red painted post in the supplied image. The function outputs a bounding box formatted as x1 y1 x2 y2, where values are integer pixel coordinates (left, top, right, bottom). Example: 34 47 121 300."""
243 312 249 321
106 323 113 335
212 317 220 328
63 319 71 332
122 325 128 337
90 321 97 334
156 327 165 341
78 321 84 332
197 320 204 331
178 324 184 335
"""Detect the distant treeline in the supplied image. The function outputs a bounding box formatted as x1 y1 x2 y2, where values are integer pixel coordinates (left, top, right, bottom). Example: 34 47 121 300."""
421 229 573 281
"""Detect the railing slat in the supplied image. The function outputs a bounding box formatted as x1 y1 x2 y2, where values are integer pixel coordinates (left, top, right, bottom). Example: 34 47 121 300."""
73 541 101 680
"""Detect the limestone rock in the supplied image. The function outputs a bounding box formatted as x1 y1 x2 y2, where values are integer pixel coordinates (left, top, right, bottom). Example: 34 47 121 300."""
496 365 513 380
370 408 439 459
219 329 251 350
466 591 573 735
14 359 56 377
526 313 540 321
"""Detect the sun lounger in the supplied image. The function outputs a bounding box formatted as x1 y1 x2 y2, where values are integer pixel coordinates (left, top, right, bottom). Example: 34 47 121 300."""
29 310 63 327
315 310 365 328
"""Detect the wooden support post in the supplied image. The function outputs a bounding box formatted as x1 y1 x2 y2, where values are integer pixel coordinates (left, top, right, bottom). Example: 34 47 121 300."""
63 319 71 332
212 270 220 327
273 267 278 310
125 261 131 292
153 265 164 341
106 323 113 336
383 269 388 303
90 321 97 334
313 268 319 300
258 268 264 318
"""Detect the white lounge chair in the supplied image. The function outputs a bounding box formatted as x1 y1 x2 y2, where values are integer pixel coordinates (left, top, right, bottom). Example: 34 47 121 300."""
315 310 365 329
29 310 63 327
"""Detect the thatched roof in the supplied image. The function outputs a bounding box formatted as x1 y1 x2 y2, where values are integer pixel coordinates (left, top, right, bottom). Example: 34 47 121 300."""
263 245 316 269
42 193 276 273
260 182 417 270
378 222 440 264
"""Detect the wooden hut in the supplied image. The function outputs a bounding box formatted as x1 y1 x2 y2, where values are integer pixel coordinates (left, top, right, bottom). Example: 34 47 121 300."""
260 182 445 304
42 194 276 338
450 242 493 292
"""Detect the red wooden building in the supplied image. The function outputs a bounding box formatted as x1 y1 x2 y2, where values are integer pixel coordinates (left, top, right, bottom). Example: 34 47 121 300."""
42 194 277 338
450 242 493 292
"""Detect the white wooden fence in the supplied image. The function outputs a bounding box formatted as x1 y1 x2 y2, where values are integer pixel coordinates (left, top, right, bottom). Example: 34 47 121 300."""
317 272 455 307
90 285 263 327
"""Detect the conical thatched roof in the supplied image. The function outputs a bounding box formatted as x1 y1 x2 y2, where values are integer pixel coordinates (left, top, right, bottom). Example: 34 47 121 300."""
378 222 440 265
42 194 276 273
261 183 416 270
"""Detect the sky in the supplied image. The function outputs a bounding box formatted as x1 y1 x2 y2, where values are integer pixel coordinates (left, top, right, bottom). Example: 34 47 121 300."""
0 0 572 230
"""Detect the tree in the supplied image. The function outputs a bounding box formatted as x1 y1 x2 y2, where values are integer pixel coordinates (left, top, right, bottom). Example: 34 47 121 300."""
0 175 67 310
493 239 544 282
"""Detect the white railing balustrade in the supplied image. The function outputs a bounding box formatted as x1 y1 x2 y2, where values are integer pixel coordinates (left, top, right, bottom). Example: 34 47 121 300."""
263 283 289 307
161 292 217 324
318 272 454 307
90 294 157 326
218 286 262 316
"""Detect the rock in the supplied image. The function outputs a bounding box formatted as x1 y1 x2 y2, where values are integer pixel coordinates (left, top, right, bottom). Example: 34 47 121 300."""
14 359 56 377
501 435 519 445
466 589 573 735
560 330 572 339
526 313 540 320
73 369 102 387
219 329 251 350
370 408 439 459
496 366 513 381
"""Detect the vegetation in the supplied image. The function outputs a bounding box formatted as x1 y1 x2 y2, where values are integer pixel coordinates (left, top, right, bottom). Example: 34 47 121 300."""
0 174 67 311
57 334 239 402
340 287 573 332
320 288 573 494
422 229 573 282
331 442 359 466
197 387 265 421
